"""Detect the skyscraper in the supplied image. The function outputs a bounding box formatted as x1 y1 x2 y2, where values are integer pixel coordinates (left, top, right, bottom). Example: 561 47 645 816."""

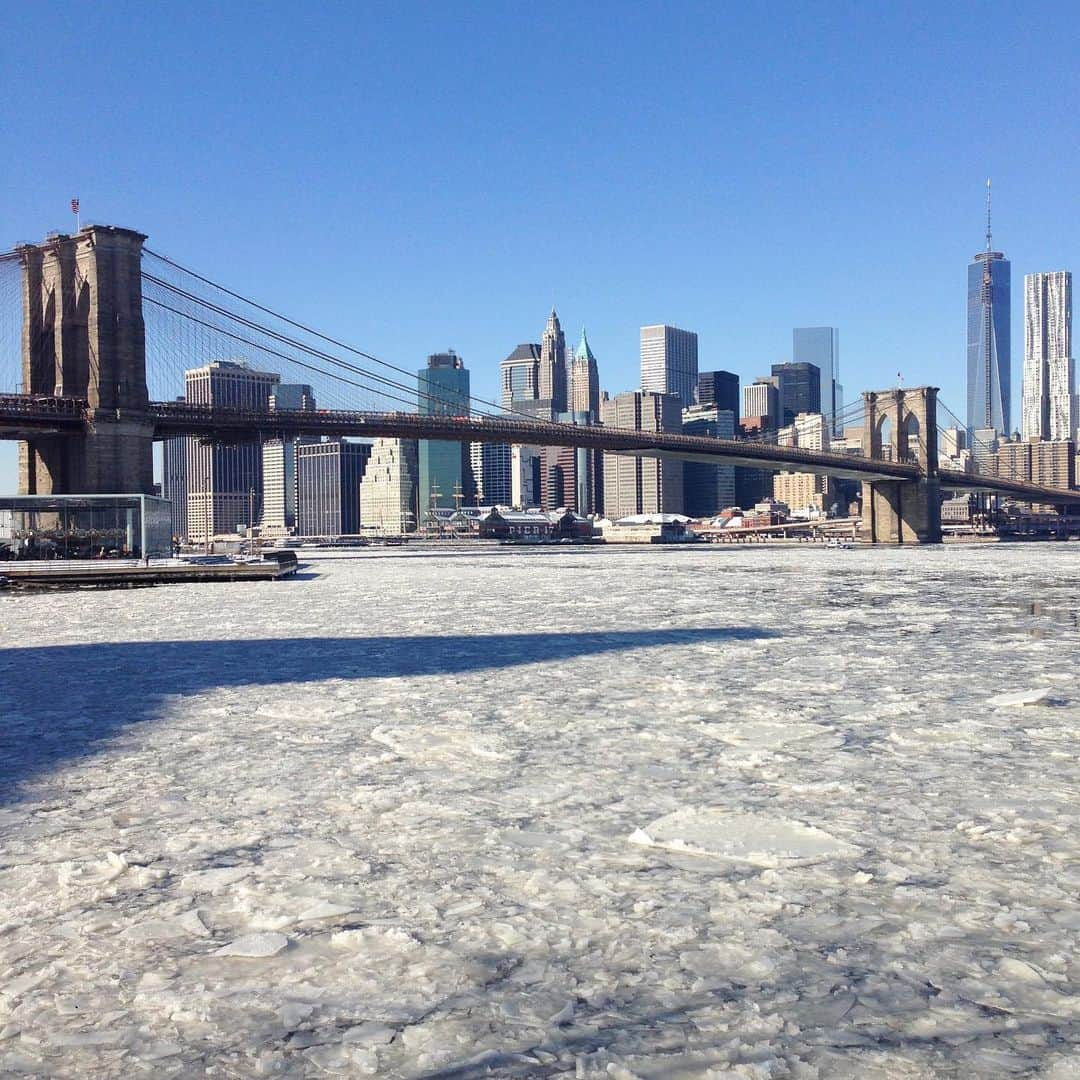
470 441 512 505
697 371 740 415
261 384 317 535
296 440 370 536
640 325 699 406
793 328 840 434
682 404 736 516
967 182 1011 437
418 351 472 518
570 328 600 419
539 309 568 413
500 343 541 411
1022 271 1074 443
183 360 279 540
360 438 418 533
771 362 821 426
742 379 779 424
601 392 683 518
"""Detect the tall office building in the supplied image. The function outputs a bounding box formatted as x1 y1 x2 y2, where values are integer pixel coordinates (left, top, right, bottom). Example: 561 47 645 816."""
1022 271 1074 443
260 384 317 535
697 371 740 415
682 404 737 516
967 183 1011 436
500 343 541 411
570 328 601 419
418 351 473 518
296 440 370 536
641 325 699 406
771 362 821 427
538 410 601 514
271 383 316 412
601 392 683 518
742 379 779 425
360 438 418 533
539 309 568 412
470 441 513 505
793 328 840 434
184 360 280 541
161 431 188 541
261 440 297 534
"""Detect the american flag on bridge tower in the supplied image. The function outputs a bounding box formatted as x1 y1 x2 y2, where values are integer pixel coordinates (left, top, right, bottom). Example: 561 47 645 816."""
71 198 79 215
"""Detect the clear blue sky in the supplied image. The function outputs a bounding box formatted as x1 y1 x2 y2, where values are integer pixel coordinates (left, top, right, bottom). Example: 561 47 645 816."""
2 2 1078 489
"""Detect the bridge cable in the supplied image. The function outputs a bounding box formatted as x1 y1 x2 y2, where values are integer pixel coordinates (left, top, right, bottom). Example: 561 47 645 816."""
142 296 463 416
141 249 569 428
141 273 520 422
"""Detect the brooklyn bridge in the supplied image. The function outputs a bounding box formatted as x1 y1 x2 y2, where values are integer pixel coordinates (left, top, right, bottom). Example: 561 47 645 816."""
0 224 1075 543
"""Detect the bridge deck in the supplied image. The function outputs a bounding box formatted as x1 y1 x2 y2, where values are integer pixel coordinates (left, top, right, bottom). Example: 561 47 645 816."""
146 403 917 482
2 396 1079 503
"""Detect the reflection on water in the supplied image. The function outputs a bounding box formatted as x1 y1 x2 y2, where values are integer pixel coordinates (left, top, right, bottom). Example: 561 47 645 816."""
1023 599 1080 637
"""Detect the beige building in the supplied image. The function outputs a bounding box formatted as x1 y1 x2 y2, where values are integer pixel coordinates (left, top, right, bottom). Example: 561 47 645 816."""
601 391 683 519
773 471 830 515
994 437 1075 512
358 438 418 533
774 412 829 514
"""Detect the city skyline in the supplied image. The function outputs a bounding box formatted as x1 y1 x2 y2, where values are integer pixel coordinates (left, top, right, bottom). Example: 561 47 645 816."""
3 7 1080 490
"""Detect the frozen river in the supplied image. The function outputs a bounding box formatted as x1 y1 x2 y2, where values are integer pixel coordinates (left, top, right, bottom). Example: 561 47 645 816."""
1 543 1079 1078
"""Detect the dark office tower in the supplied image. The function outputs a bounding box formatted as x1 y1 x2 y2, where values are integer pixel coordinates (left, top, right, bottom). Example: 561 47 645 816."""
500 343 541 411
418 351 473 518
682 404 737 516
967 180 1011 437
539 309 568 413
570 328 601 420
770 362 821 427
296 440 371 536
793 328 840 433
697 371 740 415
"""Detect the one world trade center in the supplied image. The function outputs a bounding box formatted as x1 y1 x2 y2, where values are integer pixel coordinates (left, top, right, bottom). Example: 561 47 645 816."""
966 180 1011 438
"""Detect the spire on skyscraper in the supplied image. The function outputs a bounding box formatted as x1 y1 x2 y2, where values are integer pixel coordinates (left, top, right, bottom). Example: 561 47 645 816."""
575 326 596 362
986 177 992 252
539 306 568 412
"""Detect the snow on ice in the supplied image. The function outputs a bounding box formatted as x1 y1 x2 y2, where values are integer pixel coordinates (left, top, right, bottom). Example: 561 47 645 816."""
1 543 1079 1077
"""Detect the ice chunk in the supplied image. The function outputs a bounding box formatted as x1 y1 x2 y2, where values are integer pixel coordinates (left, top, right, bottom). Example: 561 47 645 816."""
175 908 210 936
990 688 1054 707
630 808 858 867
178 865 253 894
214 931 289 958
299 900 356 921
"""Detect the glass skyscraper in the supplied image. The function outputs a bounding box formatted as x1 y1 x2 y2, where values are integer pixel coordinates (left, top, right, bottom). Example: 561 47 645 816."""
793 327 839 434
966 199 1011 437
418 351 472 519
770 362 821 427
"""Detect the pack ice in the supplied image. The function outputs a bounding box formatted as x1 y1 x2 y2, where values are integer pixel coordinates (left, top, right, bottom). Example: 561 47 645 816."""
1 543 1079 1078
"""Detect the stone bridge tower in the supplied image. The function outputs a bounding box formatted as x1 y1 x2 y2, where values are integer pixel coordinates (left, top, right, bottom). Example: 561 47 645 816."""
861 386 941 543
18 226 154 495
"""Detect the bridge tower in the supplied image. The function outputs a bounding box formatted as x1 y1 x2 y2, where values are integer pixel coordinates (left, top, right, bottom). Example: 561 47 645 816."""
17 226 153 495
861 386 941 543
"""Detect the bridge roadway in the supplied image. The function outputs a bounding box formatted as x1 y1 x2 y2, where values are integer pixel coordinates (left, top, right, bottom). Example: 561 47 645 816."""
2 395 1079 504
145 402 914 482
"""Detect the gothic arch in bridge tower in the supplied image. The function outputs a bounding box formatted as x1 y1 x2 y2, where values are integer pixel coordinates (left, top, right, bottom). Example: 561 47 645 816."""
860 387 941 544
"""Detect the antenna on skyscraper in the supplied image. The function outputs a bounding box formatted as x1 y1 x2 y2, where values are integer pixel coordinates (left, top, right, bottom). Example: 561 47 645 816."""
985 177 992 251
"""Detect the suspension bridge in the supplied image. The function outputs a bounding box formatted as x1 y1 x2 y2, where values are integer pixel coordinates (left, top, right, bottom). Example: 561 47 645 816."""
0 224 1076 544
